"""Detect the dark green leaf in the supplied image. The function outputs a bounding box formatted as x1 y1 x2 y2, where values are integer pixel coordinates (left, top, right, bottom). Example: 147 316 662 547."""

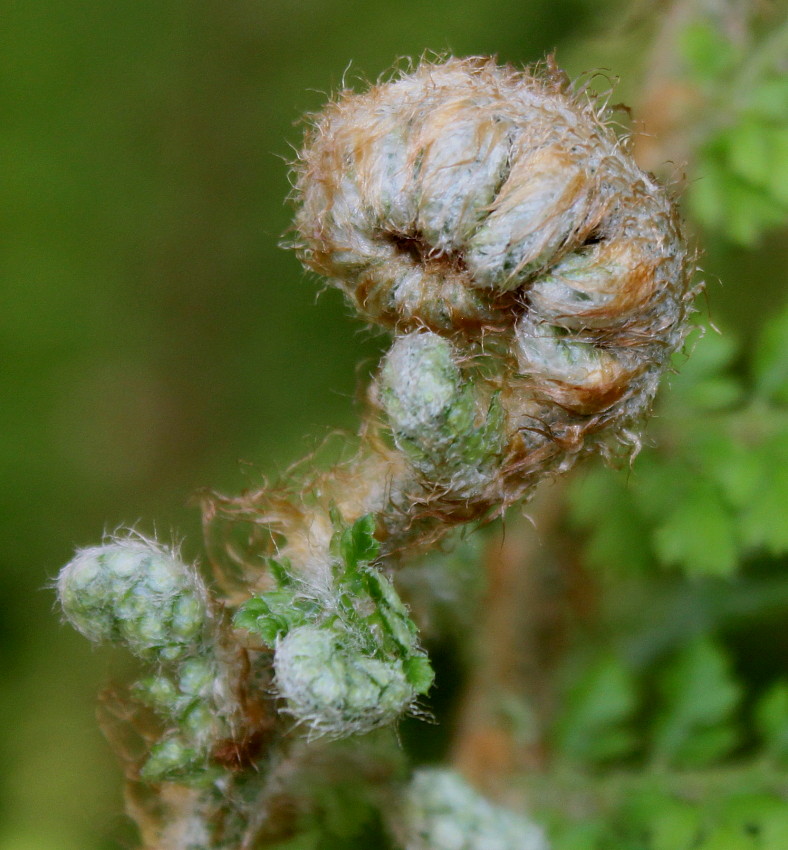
233 591 315 643
339 514 379 569
693 430 765 509
738 436 788 555
752 303 788 404
554 655 638 764
651 637 741 767
651 479 739 576
403 655 435 694
267 557 294 587
622 790 700 850
755 681 788 762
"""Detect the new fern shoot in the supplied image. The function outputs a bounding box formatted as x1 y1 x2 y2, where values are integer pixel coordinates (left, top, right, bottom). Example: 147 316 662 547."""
58 56 698 849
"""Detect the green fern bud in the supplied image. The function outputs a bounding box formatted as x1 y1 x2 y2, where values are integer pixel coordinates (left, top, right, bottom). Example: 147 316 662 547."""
130 658 227 781
380 331 504 495
57 537 209 661
236 515 433 738
274 624 414 738
140 735 201 783
132 674 180 712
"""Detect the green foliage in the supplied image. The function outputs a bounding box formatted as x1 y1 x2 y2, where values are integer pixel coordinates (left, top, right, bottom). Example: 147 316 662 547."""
551 636 771 770
612 787 788 850
619 789 700 850
554 655 638 764
233 562 320 645
569 305 788 576
333 512 380 567
753 307 788 405
539 766 788 850
682 14 788 244
557 302 788 834
538 765 788 850
651 637 741 769
755 681 788 763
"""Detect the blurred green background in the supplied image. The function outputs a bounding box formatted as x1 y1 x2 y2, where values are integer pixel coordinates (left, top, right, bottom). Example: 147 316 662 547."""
1 2 785 848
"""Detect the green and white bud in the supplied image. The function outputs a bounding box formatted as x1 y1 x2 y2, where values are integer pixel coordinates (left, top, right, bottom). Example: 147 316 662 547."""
274 624 414 738
140 735 201 783
178 658 217 698
57 537 209 660
382 332 462 433
235 516 433 739
398 769 549 850
381 332 504 495
132 674 180 713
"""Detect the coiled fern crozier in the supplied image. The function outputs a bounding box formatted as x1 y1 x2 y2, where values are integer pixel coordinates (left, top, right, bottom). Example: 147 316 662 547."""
57 57 696 849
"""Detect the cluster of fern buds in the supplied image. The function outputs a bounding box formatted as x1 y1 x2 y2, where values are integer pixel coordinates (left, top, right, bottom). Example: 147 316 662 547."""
57 56 695 848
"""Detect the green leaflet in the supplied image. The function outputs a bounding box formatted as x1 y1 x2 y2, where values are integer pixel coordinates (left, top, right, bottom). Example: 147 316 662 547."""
683 15 788 244
756 681 788 763
554 654 638 764
568 316 788 577
236 515 431 689
651 637 741 768
753 304 788 405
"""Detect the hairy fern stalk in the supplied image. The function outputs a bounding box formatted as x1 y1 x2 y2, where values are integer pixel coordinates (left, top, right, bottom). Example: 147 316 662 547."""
57 57 696 849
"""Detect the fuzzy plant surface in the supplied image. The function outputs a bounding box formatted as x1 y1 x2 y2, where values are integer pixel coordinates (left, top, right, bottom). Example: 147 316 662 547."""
57 56 697 849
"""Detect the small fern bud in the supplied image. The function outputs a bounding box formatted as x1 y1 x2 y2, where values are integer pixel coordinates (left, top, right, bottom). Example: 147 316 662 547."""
132 674 179 712
274 625 414 737
140 735 202 783
57 537 209 661
396 768 548 850
234 514 433 737
381 332 464 434
380 331 504 495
